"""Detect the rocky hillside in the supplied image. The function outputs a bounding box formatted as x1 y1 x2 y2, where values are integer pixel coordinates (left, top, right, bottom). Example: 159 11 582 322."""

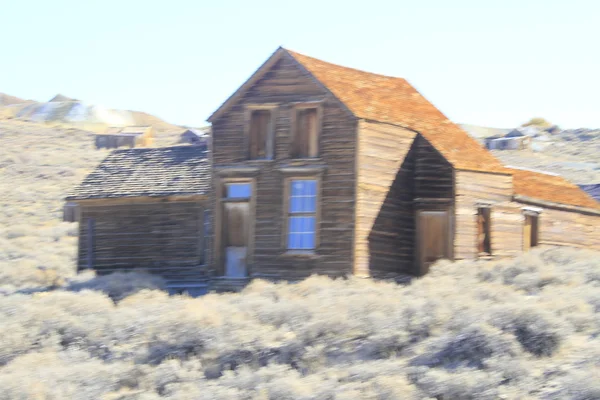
0 92 181 133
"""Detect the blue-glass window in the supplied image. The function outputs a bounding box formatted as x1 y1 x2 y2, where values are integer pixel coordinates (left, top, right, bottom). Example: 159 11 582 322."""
226 183 251 199
287 180 317 250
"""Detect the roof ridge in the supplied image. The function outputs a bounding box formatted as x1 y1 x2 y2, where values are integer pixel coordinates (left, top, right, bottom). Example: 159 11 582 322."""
284 48 409 81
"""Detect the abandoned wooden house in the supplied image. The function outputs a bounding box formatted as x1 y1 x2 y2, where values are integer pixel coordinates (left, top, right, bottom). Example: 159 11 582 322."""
68 47 600 292
95 126 154 149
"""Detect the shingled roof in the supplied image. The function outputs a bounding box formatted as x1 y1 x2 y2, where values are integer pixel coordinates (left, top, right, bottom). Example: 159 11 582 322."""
508 167 600 210
286 49 508 174
66 146 210 200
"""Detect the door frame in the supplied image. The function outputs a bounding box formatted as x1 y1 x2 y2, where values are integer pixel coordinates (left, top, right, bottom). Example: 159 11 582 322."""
214 177 257 276
414 200 454 276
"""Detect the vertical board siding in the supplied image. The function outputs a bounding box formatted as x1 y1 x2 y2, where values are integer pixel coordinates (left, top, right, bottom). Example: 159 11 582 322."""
78 200 208 282
355 120 417 278
211 54 357 280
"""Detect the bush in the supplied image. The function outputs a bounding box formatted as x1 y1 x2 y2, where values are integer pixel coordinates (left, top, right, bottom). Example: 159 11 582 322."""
67 271 167 302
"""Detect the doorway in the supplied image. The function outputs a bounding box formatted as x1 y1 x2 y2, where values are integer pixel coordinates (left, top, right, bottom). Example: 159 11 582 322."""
416 209 452 275
220 182 252 277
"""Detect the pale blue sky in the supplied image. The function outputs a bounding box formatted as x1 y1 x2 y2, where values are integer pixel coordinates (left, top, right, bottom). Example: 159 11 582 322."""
1 0 599 129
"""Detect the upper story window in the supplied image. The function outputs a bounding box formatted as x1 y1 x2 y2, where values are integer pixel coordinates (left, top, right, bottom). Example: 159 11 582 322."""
291 106 320 159
248 109 272 160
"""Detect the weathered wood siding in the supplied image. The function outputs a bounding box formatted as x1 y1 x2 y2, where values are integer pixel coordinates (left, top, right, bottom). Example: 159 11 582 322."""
77 198 209 282
455 170 514 259
354 120 417 278
533 207 600 250
211 54 357 280
413 135 453 200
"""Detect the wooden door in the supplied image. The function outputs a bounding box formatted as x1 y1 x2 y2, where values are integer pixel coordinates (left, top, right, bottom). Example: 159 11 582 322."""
417 210 451 275
222 202 249 277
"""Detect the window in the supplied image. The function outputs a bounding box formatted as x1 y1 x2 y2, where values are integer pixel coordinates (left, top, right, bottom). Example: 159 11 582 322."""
477 207 492 255
523 214 539 251
248 110 272 160
287 179 317 250
291 107 319 158
225 182 252 199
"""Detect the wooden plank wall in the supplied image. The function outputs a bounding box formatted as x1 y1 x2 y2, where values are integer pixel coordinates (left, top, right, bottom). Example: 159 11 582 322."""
355 121 417 278
78 199 209 282
455 170 516 259
211 54 357 280
413 136 453 200
537 208 600 250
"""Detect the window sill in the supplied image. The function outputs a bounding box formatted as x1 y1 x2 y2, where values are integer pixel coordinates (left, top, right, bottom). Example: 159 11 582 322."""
246 159 274 163
281 250 320 259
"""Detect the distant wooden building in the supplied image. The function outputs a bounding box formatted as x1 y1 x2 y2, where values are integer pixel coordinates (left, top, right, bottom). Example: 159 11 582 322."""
485 129 531 150
95 126 154 149
179 128 210 150
69 48 600 293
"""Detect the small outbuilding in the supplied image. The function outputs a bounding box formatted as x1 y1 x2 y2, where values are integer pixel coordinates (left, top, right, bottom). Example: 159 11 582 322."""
95 126 154 149
66 146 211 291
485 129 531 150
179 128 210 149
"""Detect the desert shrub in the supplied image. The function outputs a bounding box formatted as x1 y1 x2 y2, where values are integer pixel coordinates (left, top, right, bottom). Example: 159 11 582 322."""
0 351 140 400
490 306 565 356
412 324 519 369
67 271 167 302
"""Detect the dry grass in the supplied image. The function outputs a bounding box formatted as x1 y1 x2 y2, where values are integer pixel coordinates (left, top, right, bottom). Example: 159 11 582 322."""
1 120 600 399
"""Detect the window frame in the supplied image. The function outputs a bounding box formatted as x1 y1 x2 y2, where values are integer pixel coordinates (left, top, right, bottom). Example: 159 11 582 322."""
282 176 322 253
289 101 323 159
244 104 277 161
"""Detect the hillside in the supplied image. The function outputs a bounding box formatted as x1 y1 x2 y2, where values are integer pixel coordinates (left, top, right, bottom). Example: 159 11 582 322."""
0 93 29 106
1 121 600 399
0 93 181 133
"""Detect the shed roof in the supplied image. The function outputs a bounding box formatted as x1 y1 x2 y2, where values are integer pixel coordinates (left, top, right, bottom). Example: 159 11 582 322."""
286 49 508 174
66 146 210 200
508 167 600 210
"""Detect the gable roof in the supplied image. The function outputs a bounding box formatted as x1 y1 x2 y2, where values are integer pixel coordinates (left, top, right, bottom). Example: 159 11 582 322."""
208 47 507 173
508 167 600 210
287 50 509 173
66 146 210 200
